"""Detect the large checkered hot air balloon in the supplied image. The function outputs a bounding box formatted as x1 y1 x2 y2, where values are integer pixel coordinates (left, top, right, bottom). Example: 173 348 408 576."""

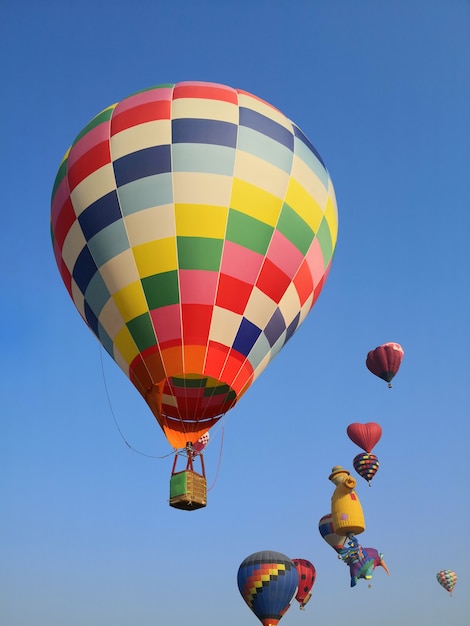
50 81 338 507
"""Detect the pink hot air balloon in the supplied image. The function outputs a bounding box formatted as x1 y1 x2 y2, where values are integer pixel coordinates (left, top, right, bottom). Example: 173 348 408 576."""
366 342 404 388
347 423 382 453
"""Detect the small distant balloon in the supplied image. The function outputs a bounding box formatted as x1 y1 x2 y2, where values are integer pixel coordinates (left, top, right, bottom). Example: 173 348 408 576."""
237 551 298 626
436 570 457 596
366 342 404 388
292 559 316 609
353 453 380 484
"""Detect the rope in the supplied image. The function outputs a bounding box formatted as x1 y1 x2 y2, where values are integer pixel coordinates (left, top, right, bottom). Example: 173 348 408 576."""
99 346 174 460
99 346 227 484
207 425 224 492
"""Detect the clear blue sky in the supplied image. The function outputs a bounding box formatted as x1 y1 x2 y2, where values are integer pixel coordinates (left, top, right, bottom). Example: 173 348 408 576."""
2 1 469 624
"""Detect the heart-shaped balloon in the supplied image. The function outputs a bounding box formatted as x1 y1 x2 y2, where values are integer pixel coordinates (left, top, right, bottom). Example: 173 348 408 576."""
347 422 382 453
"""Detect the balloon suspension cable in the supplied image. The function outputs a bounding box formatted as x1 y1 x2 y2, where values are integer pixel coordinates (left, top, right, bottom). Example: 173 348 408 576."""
174 417 226 490
99 346 174 459
207 424 224 492
170 423 224 490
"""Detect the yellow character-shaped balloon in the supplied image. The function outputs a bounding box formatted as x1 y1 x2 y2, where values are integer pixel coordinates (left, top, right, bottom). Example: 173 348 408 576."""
329 466 365 537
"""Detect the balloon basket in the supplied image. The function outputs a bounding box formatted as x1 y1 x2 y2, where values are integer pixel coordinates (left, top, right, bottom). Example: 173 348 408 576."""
169 449 207 510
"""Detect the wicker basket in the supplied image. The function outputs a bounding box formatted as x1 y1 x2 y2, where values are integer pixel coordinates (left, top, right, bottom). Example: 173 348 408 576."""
169 470 207 510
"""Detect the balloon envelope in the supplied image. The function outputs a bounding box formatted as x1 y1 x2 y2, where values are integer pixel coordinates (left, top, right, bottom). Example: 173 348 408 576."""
436 570 457 595
237 550 298 626
353 453 380 483
347 422 382 453
51 81 338 449
318 514 347 552
292 558 316 608
366 343 404 386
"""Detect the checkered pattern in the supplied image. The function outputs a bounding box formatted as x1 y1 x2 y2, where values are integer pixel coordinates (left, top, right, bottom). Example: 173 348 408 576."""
353 453 380 483
51 81 338 448
436 570 457 594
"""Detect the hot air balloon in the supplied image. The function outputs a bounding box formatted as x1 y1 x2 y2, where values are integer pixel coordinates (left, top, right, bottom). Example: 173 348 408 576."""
318 514 347 553
292 559 316 609
436 570 457 596
329 466 365 537
353 453 379 484
339 537 390 587
237 551 299 626
347 422 382 484
366 343 404 388
347 423 382 453
50 81 338 508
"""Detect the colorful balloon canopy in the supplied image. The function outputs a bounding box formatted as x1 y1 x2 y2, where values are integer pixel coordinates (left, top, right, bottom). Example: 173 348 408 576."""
366 342 404 388
318 513 347 553
353 453 380 484
347 422 382 453
292 558 316 609
51 81 338 450
237 550 299 626
436 570 457 595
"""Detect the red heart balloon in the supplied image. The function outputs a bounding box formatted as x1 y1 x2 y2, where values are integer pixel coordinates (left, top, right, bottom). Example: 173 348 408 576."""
347 422 382 453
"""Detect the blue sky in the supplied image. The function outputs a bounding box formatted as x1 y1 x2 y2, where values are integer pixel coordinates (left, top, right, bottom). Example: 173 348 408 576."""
2 1 469 624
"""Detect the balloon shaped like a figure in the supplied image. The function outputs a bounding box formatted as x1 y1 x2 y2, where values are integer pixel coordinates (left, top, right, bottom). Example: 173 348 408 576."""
237 551 299 626
318 513 347 553
339 537 390 587
329 466 365 537
436 570 457 596
50 81 338 508
292 559 316 609
366 343 404 388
